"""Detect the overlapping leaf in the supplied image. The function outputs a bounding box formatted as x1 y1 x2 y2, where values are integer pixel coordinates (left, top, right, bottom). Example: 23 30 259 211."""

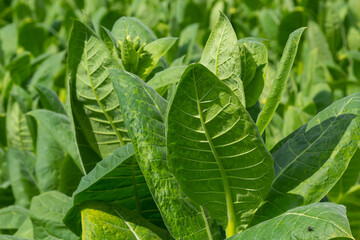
67 20 130 170
110 69 221 240
167 63 273 236
253 92 360 224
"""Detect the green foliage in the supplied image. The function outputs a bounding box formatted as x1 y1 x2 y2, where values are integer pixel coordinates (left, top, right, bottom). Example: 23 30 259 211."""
0 1 359 239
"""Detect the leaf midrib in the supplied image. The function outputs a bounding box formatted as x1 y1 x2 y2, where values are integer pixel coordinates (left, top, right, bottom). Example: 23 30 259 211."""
84 35 125 147
272 98 354 185
192 69 236 233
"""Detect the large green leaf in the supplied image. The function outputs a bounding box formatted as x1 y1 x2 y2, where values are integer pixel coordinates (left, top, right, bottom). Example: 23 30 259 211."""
0 206 29 230
110 69 221 240
30 191 79 240
200 12 245 106
256 27 305 134
63 144 161 235
67 20 130 168
229 203 354 240
29 110 85 175
6 148 38 208
80 201 171 240
166 63 273 237
253 92 360 224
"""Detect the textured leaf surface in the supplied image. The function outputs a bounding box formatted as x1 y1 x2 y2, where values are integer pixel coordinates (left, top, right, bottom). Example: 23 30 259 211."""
63 144 161 235
81 201 170 240
29 110 85 175
200 12 245 105
256 27 305 134
67 20 130 167
111 69 221 240
253 92 360 224
230 203 354 240
166 63 273 235
30 191 79 240
0 206 29 230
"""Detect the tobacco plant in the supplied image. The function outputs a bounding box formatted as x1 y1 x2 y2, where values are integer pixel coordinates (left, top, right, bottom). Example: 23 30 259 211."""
0 3 359 240
60 13 359 239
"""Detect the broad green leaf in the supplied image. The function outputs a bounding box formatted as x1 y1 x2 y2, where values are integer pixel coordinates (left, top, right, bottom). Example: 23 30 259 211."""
64 144 161 235
166 63 274 237
28 52 65 93
256 27 305 134
200 12 245 106
230 203 354 240
137 37 177 79
29 110 85 175
253 92 360 224
0 206 29 230
238 39 268 107
329 148 360 239
110 69 221 240
111 17 156 44
81 201 171 240
67 20 130 168
147 65 186 96
34 85 67 115
30 191 79 240
6 148 39 208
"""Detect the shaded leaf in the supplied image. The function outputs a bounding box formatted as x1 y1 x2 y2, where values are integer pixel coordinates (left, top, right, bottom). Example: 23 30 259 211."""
253 92 360 224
